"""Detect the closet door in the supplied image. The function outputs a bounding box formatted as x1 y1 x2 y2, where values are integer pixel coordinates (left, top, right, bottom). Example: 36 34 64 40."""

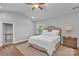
3 23 13 45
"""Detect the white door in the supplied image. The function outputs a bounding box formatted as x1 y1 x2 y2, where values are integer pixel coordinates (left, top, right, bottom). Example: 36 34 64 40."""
3 23 13 45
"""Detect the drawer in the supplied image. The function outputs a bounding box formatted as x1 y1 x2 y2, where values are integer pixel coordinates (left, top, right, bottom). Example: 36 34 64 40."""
64 40 76 44
63 43 77 48
63 37 77 39
64 38 76 41
64 41 76 45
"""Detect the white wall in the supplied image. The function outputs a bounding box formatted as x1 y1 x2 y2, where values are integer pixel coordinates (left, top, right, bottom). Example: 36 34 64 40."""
36 11 79 48
0 11 35 47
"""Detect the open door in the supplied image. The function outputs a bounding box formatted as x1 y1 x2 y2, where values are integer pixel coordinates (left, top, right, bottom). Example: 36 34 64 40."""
2 23 13 46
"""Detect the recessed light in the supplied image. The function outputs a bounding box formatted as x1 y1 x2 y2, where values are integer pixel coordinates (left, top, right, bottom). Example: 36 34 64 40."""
32 16 35 19
0 6 2 8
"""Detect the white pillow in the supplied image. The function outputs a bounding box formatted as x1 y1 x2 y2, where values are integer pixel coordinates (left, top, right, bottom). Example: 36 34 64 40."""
42 31 58 36
52 30 59 35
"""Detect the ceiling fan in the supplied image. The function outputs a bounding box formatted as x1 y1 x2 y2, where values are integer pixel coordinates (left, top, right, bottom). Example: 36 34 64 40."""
25 3 45 10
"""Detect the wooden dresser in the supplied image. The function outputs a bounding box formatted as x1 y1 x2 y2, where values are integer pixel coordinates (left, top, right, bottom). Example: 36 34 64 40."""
63 36 77 49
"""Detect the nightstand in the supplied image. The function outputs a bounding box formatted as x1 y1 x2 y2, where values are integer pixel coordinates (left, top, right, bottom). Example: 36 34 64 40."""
63 36 77 49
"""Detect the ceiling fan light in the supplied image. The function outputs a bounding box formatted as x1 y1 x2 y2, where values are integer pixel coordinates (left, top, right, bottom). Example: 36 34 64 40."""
33 4 39 8
26 3 45 10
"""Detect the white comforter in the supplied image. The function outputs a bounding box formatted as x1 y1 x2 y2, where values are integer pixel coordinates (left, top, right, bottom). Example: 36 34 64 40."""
29 35 60 56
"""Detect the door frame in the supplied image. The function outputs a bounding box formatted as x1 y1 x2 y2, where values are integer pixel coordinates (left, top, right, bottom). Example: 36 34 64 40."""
2 23 14 46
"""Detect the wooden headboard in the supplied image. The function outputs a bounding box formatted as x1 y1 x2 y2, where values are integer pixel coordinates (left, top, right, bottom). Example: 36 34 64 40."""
44 26 62 44
44 26 61 31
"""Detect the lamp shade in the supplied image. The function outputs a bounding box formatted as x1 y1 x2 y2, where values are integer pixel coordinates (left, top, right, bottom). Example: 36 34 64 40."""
65 25 74 32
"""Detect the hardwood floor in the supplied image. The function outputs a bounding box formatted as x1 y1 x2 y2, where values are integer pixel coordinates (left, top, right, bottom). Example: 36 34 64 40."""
0 45 23 56
0 42 79 56
15 42 79 56
75 48 79 56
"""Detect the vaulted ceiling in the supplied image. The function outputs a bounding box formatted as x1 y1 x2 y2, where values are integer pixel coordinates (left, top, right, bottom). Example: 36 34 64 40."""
0 3 79 21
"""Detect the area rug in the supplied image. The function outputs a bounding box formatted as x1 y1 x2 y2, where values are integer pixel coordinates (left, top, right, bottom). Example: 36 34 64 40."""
15 43 76 56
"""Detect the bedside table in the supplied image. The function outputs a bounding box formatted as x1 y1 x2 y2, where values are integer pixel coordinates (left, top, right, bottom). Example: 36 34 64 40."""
63 36 77 49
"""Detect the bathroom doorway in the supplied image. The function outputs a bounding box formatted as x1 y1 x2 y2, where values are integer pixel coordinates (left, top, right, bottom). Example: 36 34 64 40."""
2 23 13 46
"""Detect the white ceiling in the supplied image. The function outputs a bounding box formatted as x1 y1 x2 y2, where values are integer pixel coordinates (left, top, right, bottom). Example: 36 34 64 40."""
0 3 79 21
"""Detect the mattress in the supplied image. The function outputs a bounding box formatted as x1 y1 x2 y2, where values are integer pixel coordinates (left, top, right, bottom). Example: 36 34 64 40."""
29 35 60 55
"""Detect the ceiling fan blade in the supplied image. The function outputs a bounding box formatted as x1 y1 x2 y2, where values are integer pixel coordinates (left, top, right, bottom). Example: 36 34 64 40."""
25 3 33 5
32 7 35 10
38 6 43 10
26 3 45 5
38 3 45 5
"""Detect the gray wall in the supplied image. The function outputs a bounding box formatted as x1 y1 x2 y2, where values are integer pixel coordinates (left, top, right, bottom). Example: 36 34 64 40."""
0 11 35 46
36 11 79 47
13 12 35 43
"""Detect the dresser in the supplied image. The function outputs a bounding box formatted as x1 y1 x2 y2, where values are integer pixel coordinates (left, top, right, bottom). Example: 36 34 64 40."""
63 36 77 49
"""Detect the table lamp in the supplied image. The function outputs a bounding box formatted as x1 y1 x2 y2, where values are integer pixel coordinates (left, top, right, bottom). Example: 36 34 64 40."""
65 25 74 37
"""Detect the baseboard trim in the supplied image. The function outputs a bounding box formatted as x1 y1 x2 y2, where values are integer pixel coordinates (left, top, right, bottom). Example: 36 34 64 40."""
1 40 28 47
13 40 28 46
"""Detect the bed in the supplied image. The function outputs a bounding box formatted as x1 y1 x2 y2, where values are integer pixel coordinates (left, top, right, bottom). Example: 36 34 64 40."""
28 26 62 56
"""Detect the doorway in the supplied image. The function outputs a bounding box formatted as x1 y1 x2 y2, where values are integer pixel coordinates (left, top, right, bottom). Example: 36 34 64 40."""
2 23 13 46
